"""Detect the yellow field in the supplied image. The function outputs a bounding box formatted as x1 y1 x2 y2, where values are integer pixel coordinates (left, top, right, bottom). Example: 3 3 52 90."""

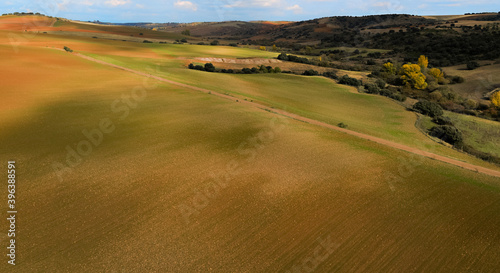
1 16 500 272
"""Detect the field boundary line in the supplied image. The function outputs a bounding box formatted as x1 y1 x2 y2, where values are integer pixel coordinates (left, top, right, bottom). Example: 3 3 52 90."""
71 52 500 179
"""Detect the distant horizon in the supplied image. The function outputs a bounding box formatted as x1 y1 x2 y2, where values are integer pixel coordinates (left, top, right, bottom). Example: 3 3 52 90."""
3 11 500 25
1 0 499 24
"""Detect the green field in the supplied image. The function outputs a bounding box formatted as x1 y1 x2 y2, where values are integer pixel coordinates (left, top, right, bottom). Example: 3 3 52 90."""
1 16 500 272
78 46 500 170
417 112 500 158
447 112 500 157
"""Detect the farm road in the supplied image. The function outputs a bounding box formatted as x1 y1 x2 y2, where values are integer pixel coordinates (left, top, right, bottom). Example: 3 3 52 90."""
73 52 500 179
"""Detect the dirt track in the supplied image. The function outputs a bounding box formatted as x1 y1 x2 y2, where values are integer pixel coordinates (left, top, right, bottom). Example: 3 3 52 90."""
73 52 500 178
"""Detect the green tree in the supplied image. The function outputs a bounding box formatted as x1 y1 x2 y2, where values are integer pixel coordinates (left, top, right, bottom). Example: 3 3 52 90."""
413 100 443 117
181 29 191 36
204 63 215 72
429 125 463 147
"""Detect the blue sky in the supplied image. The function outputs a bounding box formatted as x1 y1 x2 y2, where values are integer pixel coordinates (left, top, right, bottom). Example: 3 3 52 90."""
2 0 499 23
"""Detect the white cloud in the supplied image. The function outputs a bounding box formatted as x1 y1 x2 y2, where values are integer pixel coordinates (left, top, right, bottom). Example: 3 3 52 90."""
81 0 95 6
371 1 404 12
286 4 303 14
105 0 131 6
136 3 144 8
174 0 198 11
224 0 284 8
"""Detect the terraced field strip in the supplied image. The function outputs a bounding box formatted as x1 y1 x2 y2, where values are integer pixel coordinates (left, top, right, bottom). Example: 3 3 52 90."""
73 52 500 179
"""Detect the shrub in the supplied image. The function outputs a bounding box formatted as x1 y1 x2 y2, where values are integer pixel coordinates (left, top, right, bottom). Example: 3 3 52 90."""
63 46 73 52
390 93 407 102
375 79 386 89
143 40 153 43
204 63 215 72
413 100 443 117
337 122 348 128
277 53 289 61
322 71 338 80
180 38 187 43
338 75 362 86
429 125 463 147
242 68 252 74
228 43 238 47
197 42 205 45
432 116 453 125
210 40 219 46
302 69 319 76
364 83 380 94
466 61 480 70
274 67 282 73
449 75 465 84
462 145 500 165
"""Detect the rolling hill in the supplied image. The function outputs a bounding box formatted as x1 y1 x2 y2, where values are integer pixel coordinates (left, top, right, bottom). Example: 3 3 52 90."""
1 13 500 272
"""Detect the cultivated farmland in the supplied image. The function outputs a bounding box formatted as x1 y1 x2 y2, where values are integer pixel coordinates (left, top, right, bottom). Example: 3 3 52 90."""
1 15 500 272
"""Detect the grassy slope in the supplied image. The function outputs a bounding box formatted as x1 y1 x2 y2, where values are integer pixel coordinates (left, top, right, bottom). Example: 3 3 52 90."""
447 112 500 157
1 24 500 272
442 62 500 100
80 45 500 171
417 111 500 158
51 19 187 40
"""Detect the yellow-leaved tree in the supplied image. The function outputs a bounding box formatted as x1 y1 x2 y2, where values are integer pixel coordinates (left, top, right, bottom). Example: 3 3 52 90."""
400 63 428 90
418 55 429 70
429 68 444 81
383 62 396 74
492 91 500 107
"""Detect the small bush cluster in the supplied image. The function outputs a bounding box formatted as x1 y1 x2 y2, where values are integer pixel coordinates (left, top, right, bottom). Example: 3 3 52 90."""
63 46 73 52
413 100 443 117
302 69 319 76
466 61 480 70
188 63 282 74
462 145 500 165
429 125 463 147
338 75 362 86
322 71 338 80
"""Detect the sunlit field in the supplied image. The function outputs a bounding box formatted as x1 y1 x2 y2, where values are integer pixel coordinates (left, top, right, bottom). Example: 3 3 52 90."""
1 15 500 272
